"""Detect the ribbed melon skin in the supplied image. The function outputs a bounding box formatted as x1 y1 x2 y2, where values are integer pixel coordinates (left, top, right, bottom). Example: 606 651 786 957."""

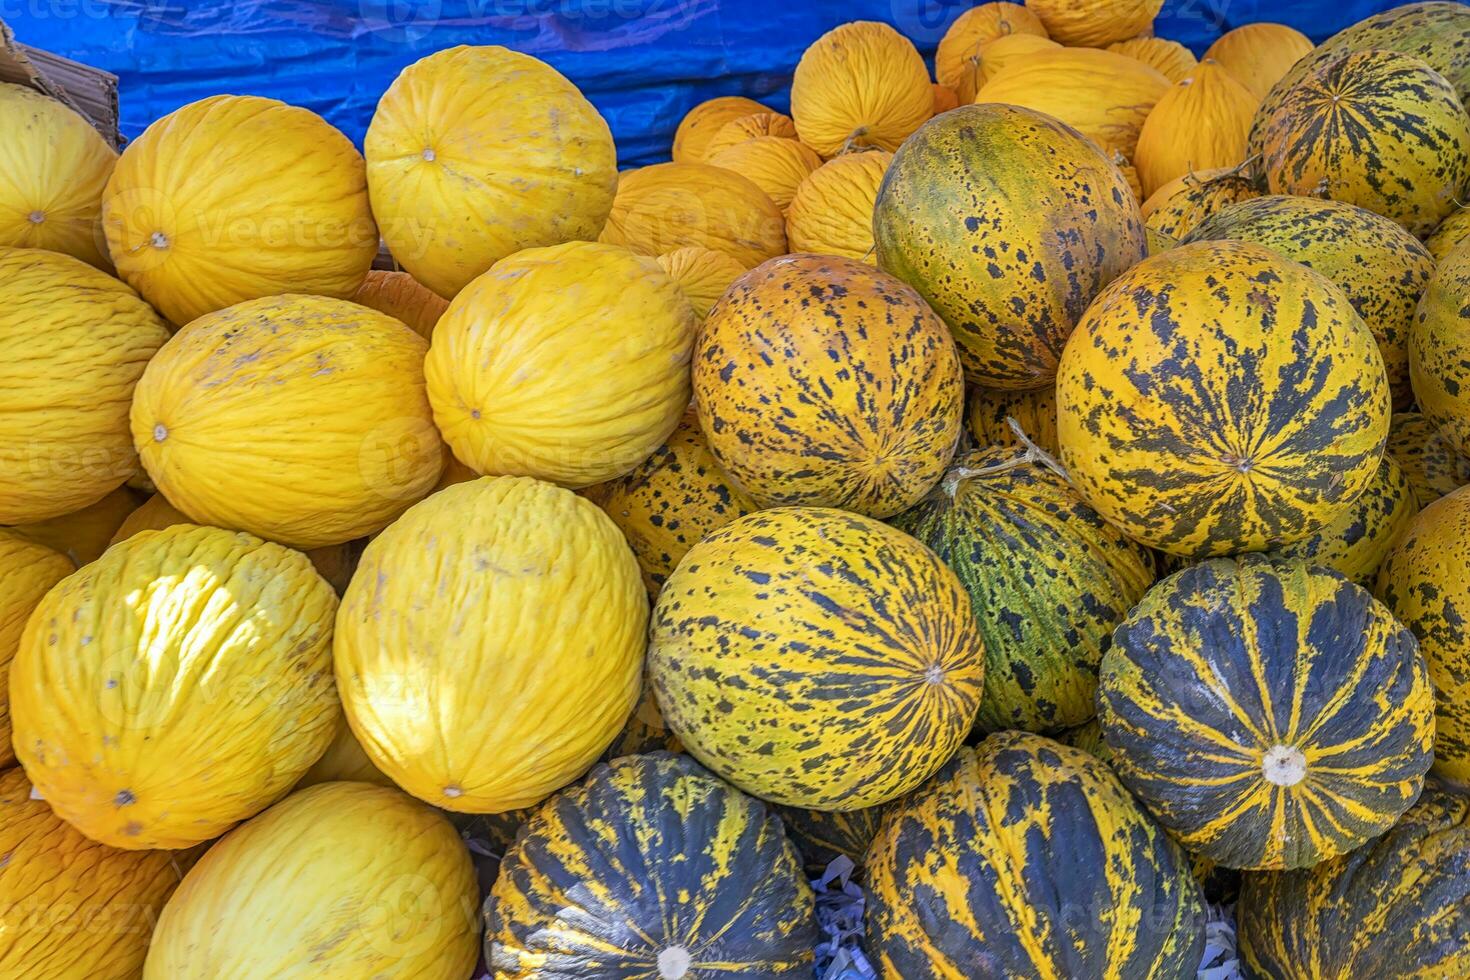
865 731 1205 979
1099 556 1434 871
1386 412 1470 509
965 385 1058 454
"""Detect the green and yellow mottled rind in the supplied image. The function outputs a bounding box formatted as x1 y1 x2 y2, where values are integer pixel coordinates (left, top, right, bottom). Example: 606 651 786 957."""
1386 412 1470 509
1142 167 1260 241
1099 556 1435 871
1237 782 1470 979
1266 454 1419 588
865 731 1205 979
1428 207 1470 261
693 253 964 519
1258 50 1470 237
1056 239 1392 558
965 386 1058 454
890 446 1155 733
873 103 1145 390
776 803 894 873
1183 195 1435 410
486 752 816 977
650 507 985 810
1410 242 1470 459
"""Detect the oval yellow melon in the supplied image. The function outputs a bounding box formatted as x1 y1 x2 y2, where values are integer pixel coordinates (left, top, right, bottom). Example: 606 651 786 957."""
1057 240 1391 557
0 83 116 269
293 722 392 789
366 45 616 298
11 484 142 566
935 2 1050 103
702 111 798 159
1204 23 1315 102
791 21 933 156
103 95 376 325
1109 36 1199 82
427 241 695 488
0 248 169 524
694 253 964 518
335 477 645 813
656 246 746 319
1135 60 1257 197
1428 207 1470 261
1026 0 1164 47
707 135 823 212
145 782 478 978
0 532 72 769
672 95 769 162
351 269 449 339
1410 242 1470 456
1388 412 1470 509
972 33 1062 88
1141 165 1260 239
0 768 194 977
599 162 787 269
785 149 892 262
132 293 443 550
932 83 961 115
10 524 340 848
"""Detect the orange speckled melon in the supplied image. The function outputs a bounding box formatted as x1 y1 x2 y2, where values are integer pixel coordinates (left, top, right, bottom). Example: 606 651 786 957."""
366 45 616 298
0 83 116 269
427 242 695 488
10 484 142 566
1056 240 1391 557
931 83 960 115
1428 207 1470 261
702 111 798 159
104 95 376 325
791 21 933 156
0 532 72 769
132 294 443 550
874 104 1145 390
1387 412 1470 509
785 149 891 262
673 95 768 162
934 2 1050 103
1109 37 1199 82
1135 60 1256 197
655 246 746 319
599 162 786 269
145 782 479 979
1140 164 1261 239
1204 23 1314 101
351 269 449 339
966 385 1059 454
707 135 823 213
0 768 196 977
694 253 964 518
1026 0 1164 46
0 248 169 525
335 477 645 813
1410 243 1470 457
10 524 340 848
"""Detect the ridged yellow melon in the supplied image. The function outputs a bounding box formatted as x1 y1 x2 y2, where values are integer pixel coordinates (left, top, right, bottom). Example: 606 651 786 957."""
971 33 1062 88
599 162 786 269
0 83 116 269
966 385 1058 454
10 524 340 848
0 532 72 769
785 149 892 262
1026 0 1164 47
1204 23 1315 101
427 242 695 488
1428 207 1470 261
791 22 933 156
1141 165 1260 239
293 722 392 789
1388 411 1470 509
0 768 195 977
673 95 768 162
707 135 823 212
702 111 798 158
335 477 645 813
1135 60 1257 197
10 484 142 566
655 246 746 319
132 293 443 550
103 95 376 325
366 45 616 298
145 782 479 978
975 47 1171 157
0 248 169 524
934 2 1050 102
1109 36 1199 82
351 269 449 339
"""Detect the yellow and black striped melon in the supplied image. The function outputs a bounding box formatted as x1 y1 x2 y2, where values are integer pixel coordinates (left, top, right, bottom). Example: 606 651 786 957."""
865 731 1205 978
776 803 893 873
1182 195 1435 410
693 253 963 519
486 752 816 977
1428 206 1470 261
1099 556 1435 871
1258 49 1470 237
650 507 984 810
873 103 1145 390
1057 239 1391 558
1237 781 1470 979
1141 165 1261 241
1386 412 1470 509
965 385 1058 454
890 446 1155 733
1410 241 1470 458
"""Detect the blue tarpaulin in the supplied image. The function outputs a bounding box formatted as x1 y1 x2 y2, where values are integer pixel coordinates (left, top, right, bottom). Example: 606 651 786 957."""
8 1 1395 165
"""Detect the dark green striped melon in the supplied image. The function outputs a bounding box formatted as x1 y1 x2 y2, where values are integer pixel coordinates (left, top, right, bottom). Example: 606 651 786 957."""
873 103 1145 390
1387 412 1470 508
1099 556 1435 871
775 803 893 874
485 752 816 978
890 446 1155 732
1238 782 1470 978
865 731 1205 978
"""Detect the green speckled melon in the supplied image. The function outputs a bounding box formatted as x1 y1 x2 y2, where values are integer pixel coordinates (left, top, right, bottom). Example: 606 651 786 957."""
965 385 1058 454
1410 241 1470 459
1386 412 1470 508
776 803 893 873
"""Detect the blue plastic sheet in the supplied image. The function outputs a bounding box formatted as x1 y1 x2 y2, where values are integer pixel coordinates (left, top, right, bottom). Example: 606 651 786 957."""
7 1 1396 165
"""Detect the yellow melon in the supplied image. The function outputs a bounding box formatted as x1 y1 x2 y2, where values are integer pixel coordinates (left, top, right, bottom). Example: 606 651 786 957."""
103 95 375 326
10 524 340 848
791 22 933 156
932 83 961 115
1109 37 1199 82
935 3 1050 102
1204 23 1315 102
1026 0 1164 46
10 484 142 566
0 248 169 525
785 150 892 262
1135 60 1257 196
656 246 747 319
132 294 442 550
971 33 1062 88
0 83 116 269
708 135 823 212
350 269 449 339
293 722 393 789
1428 208 1470 262
0 532 72 769
1141 164 1260 239
673 95 769 162
702 111 799 158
